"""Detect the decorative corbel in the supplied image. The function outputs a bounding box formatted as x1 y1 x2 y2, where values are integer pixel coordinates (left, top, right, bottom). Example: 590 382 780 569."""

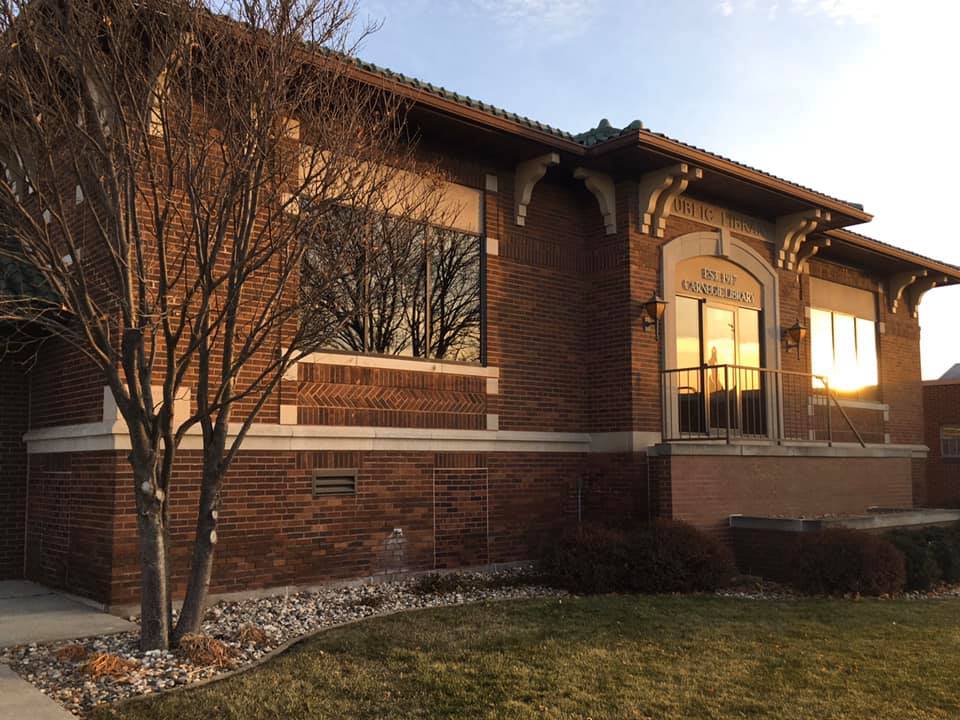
637 163 702 237
774 209 831 271
795 237 831 274
906 274 949 319
573 167 616 235
514 152 560 226
886 269 927 314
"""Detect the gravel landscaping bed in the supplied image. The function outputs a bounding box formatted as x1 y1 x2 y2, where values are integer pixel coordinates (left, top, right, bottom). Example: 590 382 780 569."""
903 584 960 600
715 577 960 601
0 568 563 717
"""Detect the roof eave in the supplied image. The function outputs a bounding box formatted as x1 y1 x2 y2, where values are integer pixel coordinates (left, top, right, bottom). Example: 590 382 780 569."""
824 229 960 282
588 129 873 224
347 65 587 155
350 62 874 223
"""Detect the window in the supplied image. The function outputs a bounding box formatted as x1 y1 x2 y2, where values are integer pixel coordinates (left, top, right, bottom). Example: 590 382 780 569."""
675 295 701 371
302 207 482 363
942 426 960 459
810 307 878 392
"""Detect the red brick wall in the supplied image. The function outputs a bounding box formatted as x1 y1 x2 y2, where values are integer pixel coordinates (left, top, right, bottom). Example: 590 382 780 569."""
652 453 914 541
15 142 933 607
96 449 583 606
630 185 671 434
485 173 589 433
22 172 925 448
434 454 489 569
923 382 960 507
582 452 650 524
29 336 103 429
25 453 117 600
0 358 28 579
584 183 633 433
486 452 579 564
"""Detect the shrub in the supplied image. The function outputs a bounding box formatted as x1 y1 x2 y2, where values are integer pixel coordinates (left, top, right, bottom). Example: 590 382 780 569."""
886 530 942 591
538 521 735 595
538 524 635 594
923 525 960 584
638 520 737 594
883 525 960 590
793 529 905 596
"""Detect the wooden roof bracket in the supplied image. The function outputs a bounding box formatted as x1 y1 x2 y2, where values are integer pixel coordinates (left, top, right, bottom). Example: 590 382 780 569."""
637 163 702 237
796 237 831 274
887 269 927 315
906 274 949 319
775 209 830 271
573 167 617 235
514 153 560 226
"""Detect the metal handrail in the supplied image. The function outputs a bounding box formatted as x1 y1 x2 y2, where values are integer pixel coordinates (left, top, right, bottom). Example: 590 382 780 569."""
660 364 870 447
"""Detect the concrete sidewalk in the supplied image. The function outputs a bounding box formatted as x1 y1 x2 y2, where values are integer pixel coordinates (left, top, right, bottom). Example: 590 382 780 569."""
0 664 74 719
0 581 136 719
0 580 134 647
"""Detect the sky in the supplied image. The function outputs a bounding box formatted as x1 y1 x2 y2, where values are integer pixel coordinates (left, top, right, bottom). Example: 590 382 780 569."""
354 0 960 379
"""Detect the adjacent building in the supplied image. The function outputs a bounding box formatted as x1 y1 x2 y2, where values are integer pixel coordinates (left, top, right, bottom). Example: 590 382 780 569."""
923 366 960 507
1 59 959 610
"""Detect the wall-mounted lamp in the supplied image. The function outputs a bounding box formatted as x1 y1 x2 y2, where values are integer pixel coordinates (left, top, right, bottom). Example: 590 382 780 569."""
782 320 807 358
642 294 668 339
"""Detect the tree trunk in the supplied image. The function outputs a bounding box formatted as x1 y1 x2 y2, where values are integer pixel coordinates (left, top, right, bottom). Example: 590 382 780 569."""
172 469 220 642
137 497 172 650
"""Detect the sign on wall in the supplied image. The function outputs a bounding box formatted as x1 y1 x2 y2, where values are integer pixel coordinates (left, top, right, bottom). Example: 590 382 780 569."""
676 257 762 309
672 196 774 243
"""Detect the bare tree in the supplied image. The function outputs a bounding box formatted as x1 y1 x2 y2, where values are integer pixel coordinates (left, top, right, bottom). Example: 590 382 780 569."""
0 0 450 649
311 213 482 361
424 226 481 361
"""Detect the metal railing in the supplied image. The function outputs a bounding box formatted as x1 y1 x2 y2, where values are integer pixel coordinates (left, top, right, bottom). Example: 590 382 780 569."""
660 364 867 447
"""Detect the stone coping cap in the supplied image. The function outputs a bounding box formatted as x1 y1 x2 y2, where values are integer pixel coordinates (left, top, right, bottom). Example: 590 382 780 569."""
730 508 960 532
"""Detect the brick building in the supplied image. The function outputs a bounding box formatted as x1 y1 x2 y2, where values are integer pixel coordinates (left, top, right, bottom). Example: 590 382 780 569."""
2 59 959 610
923 367 960 507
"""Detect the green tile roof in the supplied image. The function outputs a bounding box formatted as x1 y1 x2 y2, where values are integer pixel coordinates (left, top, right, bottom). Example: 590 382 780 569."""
574 118 644 147
350 58 578 141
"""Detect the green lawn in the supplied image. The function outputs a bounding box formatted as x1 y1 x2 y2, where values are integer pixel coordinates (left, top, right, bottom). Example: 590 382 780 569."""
95 596 960 720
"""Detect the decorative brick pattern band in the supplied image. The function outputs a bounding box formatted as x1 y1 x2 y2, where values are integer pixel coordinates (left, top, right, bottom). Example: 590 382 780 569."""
296 363 487 429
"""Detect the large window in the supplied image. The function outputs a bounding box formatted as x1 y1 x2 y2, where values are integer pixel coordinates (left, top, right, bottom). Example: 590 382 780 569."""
303 207 482 363
809 307 878 392
942 426 960 459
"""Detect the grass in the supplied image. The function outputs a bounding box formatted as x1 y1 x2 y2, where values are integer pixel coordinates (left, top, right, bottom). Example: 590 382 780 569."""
94 595 960 720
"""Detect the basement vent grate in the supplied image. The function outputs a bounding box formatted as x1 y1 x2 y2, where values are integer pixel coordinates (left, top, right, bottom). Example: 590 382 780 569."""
311 469 357 497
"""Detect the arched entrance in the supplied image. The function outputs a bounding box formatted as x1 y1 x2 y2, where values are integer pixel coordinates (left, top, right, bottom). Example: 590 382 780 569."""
660 230 782 440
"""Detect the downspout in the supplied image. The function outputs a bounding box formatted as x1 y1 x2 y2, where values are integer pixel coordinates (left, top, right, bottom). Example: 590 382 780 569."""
576 476 583 526
22 366 32 579
645 451 653 525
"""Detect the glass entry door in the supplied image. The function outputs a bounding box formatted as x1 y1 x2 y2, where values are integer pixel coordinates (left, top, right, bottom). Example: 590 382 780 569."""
674 297 765 437
704 305 736 389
